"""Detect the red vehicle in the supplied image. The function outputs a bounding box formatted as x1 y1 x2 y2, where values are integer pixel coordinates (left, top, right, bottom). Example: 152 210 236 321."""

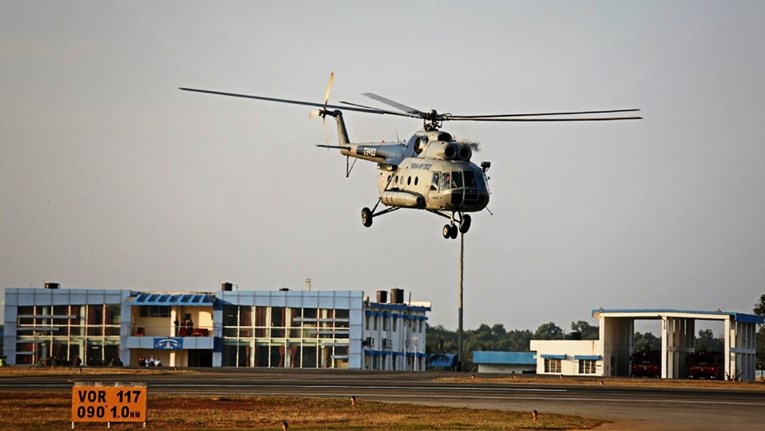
687 351 724 380
631 350 661 377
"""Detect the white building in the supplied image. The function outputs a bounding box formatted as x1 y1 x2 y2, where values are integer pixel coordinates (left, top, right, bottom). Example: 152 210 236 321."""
2 285 430 371
529 340 602 376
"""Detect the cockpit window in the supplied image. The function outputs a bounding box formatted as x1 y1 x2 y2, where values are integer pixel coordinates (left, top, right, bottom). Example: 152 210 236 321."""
440 172 451 190
451 171 463 189
431 172 439 191
464 171 477 188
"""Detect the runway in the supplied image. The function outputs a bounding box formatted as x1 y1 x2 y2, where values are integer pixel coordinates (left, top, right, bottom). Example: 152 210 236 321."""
2 369 763 430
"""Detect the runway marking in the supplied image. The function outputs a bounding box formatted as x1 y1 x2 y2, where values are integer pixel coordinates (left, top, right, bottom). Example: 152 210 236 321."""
159 384 568 393
140 385 765 407
149 390 765 407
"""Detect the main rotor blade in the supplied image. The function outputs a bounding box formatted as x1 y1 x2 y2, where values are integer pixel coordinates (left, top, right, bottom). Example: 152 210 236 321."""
449 115 643 122
339 100 417 117
179 87 413 118
363 93 424 116
450 108 641 119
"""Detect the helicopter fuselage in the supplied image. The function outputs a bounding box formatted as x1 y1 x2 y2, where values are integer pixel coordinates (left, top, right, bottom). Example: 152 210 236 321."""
377 158 489 213
337 128 491 214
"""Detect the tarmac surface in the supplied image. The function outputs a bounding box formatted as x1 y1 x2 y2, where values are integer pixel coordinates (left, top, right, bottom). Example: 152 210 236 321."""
2 368 764 430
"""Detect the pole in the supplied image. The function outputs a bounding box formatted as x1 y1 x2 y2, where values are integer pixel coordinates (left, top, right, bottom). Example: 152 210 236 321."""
457 231 464 371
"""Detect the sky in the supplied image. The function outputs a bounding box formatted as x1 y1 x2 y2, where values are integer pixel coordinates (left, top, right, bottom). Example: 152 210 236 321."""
2 1 764 333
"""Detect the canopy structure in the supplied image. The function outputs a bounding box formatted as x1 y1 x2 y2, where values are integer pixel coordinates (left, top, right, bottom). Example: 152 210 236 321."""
130 292 215 306
593 309 764 381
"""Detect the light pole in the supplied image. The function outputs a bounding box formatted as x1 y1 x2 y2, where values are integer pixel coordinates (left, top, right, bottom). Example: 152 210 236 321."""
457 230 464 371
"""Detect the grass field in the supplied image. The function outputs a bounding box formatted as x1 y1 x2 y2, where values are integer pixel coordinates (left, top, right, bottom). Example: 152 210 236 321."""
4 366 763 430
0 392 603 430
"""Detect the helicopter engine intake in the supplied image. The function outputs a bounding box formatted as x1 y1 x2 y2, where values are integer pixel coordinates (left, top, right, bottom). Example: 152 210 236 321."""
420 141 472 161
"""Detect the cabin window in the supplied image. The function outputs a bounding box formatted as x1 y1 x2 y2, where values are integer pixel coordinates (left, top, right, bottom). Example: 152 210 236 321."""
431 173 439 191
414 176 418 186
451 171 463 189
407 176 411 185
440 172 451 190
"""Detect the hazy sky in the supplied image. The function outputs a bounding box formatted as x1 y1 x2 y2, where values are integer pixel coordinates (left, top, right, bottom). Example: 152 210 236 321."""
2 1 764 332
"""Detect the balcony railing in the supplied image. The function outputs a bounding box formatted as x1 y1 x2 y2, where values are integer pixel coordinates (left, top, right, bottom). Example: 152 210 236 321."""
131 325 212 338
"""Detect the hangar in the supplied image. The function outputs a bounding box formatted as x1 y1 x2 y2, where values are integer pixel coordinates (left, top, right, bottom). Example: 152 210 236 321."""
531 308 763 381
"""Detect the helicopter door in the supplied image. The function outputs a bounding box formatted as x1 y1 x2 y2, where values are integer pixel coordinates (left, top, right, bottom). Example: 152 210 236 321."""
428 172 446 209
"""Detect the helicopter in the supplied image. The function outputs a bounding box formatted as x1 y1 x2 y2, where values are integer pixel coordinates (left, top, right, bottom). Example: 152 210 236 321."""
180 74 641 239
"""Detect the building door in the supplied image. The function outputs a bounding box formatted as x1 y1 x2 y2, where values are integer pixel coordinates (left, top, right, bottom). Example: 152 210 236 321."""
188 350 212 367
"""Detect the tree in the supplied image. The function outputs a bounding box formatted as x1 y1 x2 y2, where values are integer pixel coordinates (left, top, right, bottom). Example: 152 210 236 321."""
534 322 564 340
426 324 457 355
570 320 599 340
754 294 765 317
633 331 661 351
754 294 765 370
695 329 723 352
502 329 533 352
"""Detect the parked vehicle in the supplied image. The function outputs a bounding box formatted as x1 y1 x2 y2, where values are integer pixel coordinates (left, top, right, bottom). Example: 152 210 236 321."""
687 351 724 380
631 350 661 377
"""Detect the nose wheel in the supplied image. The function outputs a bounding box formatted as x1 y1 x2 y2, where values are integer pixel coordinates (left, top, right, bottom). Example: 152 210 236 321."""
442 214 471 239
442 224 458 239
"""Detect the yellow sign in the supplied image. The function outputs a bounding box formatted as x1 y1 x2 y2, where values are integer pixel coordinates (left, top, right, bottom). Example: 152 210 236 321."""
71 385 146 423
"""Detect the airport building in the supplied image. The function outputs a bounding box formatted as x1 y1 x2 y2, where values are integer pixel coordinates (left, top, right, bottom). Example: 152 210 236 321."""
530 308 764 381
2 284 430 371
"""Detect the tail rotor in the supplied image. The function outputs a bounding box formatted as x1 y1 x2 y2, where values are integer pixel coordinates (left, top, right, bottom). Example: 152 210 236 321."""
310 72 335 145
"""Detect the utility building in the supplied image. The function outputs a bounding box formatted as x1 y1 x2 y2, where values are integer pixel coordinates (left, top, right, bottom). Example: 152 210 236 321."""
3 285 429 370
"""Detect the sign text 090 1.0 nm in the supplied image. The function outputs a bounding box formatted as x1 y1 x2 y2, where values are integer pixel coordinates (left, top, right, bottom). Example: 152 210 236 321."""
71 385 146 423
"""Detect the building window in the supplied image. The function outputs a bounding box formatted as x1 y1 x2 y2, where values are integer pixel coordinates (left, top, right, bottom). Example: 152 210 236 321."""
544 358 561 373
138 306 170 318
579 360 597 374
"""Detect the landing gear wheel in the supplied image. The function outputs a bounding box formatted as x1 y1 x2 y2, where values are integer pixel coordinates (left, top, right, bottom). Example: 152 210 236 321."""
442 224 453 239
449 224 459 239
361 207 373 227
459 214 472 234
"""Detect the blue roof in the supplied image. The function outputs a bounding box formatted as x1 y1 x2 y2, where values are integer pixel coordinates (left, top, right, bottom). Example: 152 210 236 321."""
132 292 215 306
472 351 536 365
541 354 567 360
592 308 765 324
574 355 602 361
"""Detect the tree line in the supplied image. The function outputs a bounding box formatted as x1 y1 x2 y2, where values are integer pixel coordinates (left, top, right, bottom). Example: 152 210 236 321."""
426 305 765 372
